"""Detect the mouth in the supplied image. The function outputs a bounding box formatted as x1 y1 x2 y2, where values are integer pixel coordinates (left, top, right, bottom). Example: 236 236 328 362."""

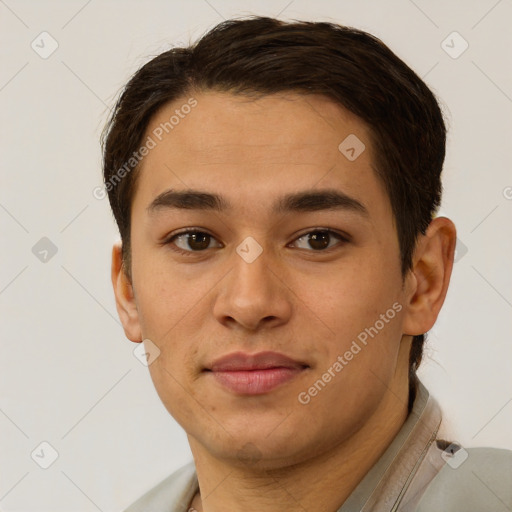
204 351 309 395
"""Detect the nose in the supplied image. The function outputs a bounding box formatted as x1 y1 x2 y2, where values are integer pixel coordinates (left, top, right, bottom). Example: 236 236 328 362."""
212 245 293 331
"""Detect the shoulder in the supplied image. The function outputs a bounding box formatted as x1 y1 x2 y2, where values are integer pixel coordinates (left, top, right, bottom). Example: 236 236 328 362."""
122 461 198 512
416 447 512 511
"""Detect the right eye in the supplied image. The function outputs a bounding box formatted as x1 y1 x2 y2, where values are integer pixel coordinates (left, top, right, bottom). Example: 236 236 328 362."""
166 230 223 256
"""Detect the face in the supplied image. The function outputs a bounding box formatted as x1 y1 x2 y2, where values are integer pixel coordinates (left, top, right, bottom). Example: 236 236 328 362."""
126 91 413 467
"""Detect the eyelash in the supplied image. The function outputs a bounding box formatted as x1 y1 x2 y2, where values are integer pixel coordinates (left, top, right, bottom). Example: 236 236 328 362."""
163 228 350 257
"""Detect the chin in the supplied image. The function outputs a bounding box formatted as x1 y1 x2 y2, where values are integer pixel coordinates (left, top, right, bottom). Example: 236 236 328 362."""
205 421 318 467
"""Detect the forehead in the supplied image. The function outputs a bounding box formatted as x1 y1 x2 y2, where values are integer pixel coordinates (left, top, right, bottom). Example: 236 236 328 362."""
131 91 390 220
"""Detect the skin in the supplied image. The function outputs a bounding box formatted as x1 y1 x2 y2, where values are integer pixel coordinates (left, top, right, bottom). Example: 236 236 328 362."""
112 91 456 511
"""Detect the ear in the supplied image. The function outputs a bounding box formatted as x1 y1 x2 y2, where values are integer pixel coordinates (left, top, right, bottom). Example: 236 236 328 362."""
111 241 142 343
402 217 457 336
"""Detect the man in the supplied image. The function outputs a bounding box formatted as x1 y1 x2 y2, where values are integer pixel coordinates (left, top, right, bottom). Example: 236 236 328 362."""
102 16 512 512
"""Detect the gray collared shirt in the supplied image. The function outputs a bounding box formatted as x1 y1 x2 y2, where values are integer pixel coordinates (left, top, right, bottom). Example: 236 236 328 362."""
124 381 512 511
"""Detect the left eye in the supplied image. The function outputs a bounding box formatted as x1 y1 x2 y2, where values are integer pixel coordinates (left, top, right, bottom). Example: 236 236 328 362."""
291 230 347 251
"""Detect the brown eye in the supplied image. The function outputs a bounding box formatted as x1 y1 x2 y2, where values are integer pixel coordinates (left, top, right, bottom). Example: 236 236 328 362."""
308 231 330 250
171 231 221 252
292 230 346 251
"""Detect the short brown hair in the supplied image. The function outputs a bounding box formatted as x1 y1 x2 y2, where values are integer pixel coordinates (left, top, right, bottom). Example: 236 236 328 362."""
101 16 446 409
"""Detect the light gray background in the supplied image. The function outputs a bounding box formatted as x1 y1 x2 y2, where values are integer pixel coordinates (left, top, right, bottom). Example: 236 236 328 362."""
1 0 511 510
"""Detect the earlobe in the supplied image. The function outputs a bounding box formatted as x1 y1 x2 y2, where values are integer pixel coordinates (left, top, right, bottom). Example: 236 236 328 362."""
402 217 457 336
111 241 142 343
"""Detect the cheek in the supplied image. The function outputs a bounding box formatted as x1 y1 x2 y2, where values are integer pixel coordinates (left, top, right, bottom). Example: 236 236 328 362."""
147 359 203 431
132 250 197 339
143 317 204 428
301 261 405 403
132 263 206 393
303 257 402 342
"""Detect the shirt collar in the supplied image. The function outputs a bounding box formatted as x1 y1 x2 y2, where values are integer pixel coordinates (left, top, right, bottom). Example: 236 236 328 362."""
338 379 442 511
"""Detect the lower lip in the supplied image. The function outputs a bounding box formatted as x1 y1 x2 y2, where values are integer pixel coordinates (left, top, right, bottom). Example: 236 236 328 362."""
210 367 305 395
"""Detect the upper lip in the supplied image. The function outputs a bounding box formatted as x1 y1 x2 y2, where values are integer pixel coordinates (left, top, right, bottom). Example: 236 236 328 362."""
206 351 309 372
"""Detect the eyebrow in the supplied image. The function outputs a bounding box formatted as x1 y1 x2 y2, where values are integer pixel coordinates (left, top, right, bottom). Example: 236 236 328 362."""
146 188 368 217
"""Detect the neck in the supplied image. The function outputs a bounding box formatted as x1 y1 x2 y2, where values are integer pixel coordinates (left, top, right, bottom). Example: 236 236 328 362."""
189 352 411 512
